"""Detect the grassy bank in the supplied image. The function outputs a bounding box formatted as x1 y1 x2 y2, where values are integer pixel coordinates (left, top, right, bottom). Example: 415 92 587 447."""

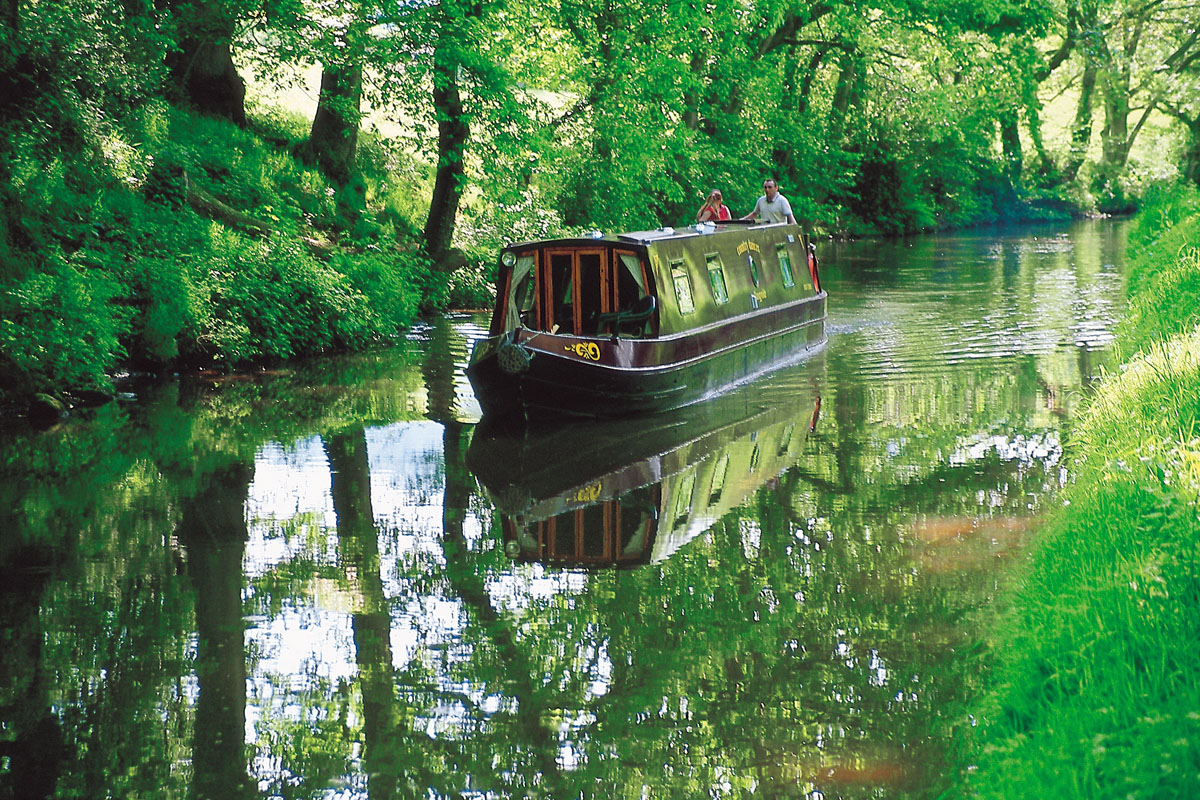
959 186 1200 798
0 102 500 412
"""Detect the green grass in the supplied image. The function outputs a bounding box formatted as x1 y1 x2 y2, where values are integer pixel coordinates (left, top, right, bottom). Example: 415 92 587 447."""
957 185 1200 799
1117 186 1200 358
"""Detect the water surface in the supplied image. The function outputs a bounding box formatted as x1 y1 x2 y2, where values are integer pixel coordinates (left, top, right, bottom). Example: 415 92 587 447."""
0 220 1127 799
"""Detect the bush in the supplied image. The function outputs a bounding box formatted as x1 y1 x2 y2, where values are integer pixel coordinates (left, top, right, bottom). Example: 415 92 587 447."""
182 230 424 365
0 98 444 409
0 246 127 396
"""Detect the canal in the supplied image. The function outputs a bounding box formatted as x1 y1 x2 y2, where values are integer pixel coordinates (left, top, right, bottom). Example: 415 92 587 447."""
0 220 1128 799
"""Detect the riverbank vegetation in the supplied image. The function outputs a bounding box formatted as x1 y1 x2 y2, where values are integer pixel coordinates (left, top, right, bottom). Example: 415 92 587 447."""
3 0 1200 411
959 184 1200 798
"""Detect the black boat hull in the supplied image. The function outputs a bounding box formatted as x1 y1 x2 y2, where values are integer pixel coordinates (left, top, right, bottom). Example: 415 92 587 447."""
467 292 826 419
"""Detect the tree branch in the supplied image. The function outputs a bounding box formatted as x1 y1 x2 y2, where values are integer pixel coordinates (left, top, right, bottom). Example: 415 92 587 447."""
183 171 272 237
755 4 836 58
1163 27 1200 70
1035 37 1075 82
1125 99 1158 155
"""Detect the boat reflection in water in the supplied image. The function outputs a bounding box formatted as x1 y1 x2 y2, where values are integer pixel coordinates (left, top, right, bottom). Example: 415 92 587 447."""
468 389 823 568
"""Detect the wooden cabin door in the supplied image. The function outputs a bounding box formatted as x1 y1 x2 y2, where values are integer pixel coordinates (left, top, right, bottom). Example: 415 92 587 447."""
541 248 611 335
540 490 658 565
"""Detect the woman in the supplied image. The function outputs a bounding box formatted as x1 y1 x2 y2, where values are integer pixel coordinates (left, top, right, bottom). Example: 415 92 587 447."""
696 189 732 223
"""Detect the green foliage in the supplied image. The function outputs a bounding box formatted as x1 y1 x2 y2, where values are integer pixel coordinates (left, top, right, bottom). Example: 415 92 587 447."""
186 230 423 364
0 246 126 395
0 89 439 405
331 247 428 335
1124 183 1200 292
3 0 1199 409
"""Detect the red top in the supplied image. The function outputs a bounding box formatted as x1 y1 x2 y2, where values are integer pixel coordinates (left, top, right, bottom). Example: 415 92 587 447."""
699 203 731 222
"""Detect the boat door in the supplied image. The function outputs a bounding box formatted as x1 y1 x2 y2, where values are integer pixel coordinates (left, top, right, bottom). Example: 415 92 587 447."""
537 247 653 336
501 485 662 566
541 248 611 335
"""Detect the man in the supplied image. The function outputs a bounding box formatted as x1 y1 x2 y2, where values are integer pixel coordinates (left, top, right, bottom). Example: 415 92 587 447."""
742 179 797 224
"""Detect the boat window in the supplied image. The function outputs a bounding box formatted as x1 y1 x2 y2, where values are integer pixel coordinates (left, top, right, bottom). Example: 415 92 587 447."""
776 244 795 288
672 471 696 527
618 486 657 557
513 258 537 324
670 260 695 314
777 422 795 456
708 453 729 503
617 252 647 299
552 516 573 558
747 251 761 287
612 251 653 336
582 503 607 557
705 253 729 304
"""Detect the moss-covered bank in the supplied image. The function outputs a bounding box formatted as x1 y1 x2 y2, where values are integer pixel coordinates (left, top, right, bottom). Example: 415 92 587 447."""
958 185 1200 798
0 103 491 415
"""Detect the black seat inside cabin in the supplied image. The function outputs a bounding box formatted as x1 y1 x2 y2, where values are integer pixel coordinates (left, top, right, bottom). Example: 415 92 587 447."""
597 294 656 338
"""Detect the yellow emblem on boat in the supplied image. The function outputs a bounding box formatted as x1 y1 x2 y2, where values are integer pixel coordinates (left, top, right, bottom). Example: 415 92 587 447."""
565 342 601 361
736 241 761 255
572 482 603 503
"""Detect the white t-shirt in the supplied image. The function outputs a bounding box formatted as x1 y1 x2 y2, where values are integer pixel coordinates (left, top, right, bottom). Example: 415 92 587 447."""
753 193 794 223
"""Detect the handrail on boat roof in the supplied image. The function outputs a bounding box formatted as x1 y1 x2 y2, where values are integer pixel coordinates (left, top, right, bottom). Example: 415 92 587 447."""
500 220 795 251
617 220 789 244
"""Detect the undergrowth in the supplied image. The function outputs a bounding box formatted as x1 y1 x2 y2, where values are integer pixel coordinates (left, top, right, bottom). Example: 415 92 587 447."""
0 102 446 407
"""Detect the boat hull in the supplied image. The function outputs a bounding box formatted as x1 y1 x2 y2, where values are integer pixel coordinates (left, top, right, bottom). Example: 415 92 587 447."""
467 292 826 419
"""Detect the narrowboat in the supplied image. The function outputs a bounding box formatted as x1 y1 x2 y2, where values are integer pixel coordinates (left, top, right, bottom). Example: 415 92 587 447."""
467 387 826 568
466 220 826 419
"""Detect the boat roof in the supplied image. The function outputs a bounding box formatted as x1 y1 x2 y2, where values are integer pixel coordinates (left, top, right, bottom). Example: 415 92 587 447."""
616 221 791 244
504 221 795 251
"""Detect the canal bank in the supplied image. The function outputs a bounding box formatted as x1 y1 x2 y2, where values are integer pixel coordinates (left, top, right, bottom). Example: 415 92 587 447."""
957 186 1200 799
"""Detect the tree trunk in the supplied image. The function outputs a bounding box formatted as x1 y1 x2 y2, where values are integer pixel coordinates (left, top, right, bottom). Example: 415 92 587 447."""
438 420 564 786
796 45 831 116
770 47 803 178
1183 119 1200 187
423 44 468 267
2 0 15 39
326 429 401 800
682 51 706 131
1062 63 1095 181
167 0 246 125
828 51 860 145
1000 110 1023 187
1099 75 1130 169
1098 9 1149 173
1 0 20 94
1027 102 1056 179
296 30 363 189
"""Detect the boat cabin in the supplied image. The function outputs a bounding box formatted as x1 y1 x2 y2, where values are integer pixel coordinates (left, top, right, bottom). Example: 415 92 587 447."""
487 222 821 341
